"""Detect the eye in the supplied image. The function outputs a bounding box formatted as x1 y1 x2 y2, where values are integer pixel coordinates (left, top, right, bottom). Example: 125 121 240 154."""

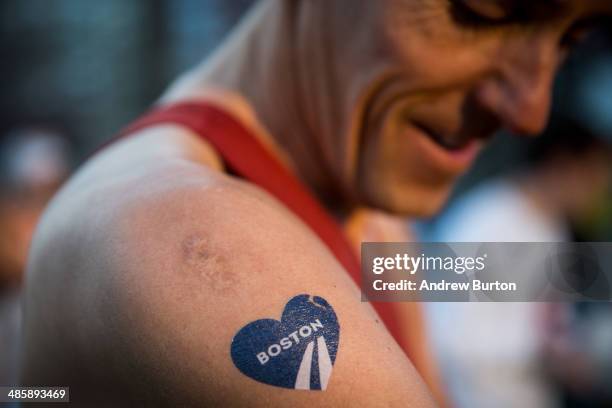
560 18 605 49
449 0 515 26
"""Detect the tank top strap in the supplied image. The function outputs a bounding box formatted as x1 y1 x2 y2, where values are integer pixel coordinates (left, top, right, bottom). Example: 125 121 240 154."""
115 101 402 349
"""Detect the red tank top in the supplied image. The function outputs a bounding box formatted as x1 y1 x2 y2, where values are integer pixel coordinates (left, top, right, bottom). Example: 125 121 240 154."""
117 102 403 351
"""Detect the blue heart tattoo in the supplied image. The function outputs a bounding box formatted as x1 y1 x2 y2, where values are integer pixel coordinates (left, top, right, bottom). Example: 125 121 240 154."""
230 294 340 390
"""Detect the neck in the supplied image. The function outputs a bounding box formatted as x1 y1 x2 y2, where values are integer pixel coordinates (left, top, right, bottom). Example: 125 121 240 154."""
162 0 355 219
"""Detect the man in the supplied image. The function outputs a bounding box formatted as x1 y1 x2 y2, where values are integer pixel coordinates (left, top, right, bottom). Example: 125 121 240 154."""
20 0 612 406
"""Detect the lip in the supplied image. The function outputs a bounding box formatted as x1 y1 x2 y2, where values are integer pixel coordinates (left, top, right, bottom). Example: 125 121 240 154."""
408 122 483 175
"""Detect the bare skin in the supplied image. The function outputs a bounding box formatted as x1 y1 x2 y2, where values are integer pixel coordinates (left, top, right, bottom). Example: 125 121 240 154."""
21 0 612 406
345 210 448 405
21 127 436 407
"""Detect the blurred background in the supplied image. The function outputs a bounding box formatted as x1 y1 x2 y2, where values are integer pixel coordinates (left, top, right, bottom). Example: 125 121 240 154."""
0 1 611 407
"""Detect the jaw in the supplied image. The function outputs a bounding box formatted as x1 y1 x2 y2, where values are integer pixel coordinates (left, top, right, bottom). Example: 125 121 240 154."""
358 169 457 217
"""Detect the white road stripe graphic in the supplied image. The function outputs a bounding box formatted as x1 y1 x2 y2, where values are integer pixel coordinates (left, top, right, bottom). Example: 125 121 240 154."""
317 336 333 390
294 340 315 389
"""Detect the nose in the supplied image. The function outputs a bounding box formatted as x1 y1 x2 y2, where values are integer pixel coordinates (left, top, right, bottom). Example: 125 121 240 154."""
476 35 560 136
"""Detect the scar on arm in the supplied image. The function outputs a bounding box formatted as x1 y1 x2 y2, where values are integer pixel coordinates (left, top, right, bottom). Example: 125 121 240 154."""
180 234 239 294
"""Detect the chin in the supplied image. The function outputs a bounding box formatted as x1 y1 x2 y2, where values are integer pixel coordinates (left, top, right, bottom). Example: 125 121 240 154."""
359 179 455 217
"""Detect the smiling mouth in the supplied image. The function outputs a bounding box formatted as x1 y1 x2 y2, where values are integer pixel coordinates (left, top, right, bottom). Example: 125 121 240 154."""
412 121 474 152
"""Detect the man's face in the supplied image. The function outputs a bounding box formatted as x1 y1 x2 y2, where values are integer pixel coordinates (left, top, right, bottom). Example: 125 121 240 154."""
302 0 610 215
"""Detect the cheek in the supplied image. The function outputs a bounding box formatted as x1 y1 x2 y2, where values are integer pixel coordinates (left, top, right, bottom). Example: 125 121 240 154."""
380 1 500 88
356 112 458 215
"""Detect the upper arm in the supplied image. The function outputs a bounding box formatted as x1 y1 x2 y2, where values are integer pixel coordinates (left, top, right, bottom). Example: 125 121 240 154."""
22 129 436 407
107 177 435 407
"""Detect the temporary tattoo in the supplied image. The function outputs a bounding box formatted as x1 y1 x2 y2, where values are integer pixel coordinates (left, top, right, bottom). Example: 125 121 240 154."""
230 294 340 390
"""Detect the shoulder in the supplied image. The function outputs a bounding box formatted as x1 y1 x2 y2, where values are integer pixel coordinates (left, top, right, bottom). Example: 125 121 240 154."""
24 122 329 327
22 126 435 407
